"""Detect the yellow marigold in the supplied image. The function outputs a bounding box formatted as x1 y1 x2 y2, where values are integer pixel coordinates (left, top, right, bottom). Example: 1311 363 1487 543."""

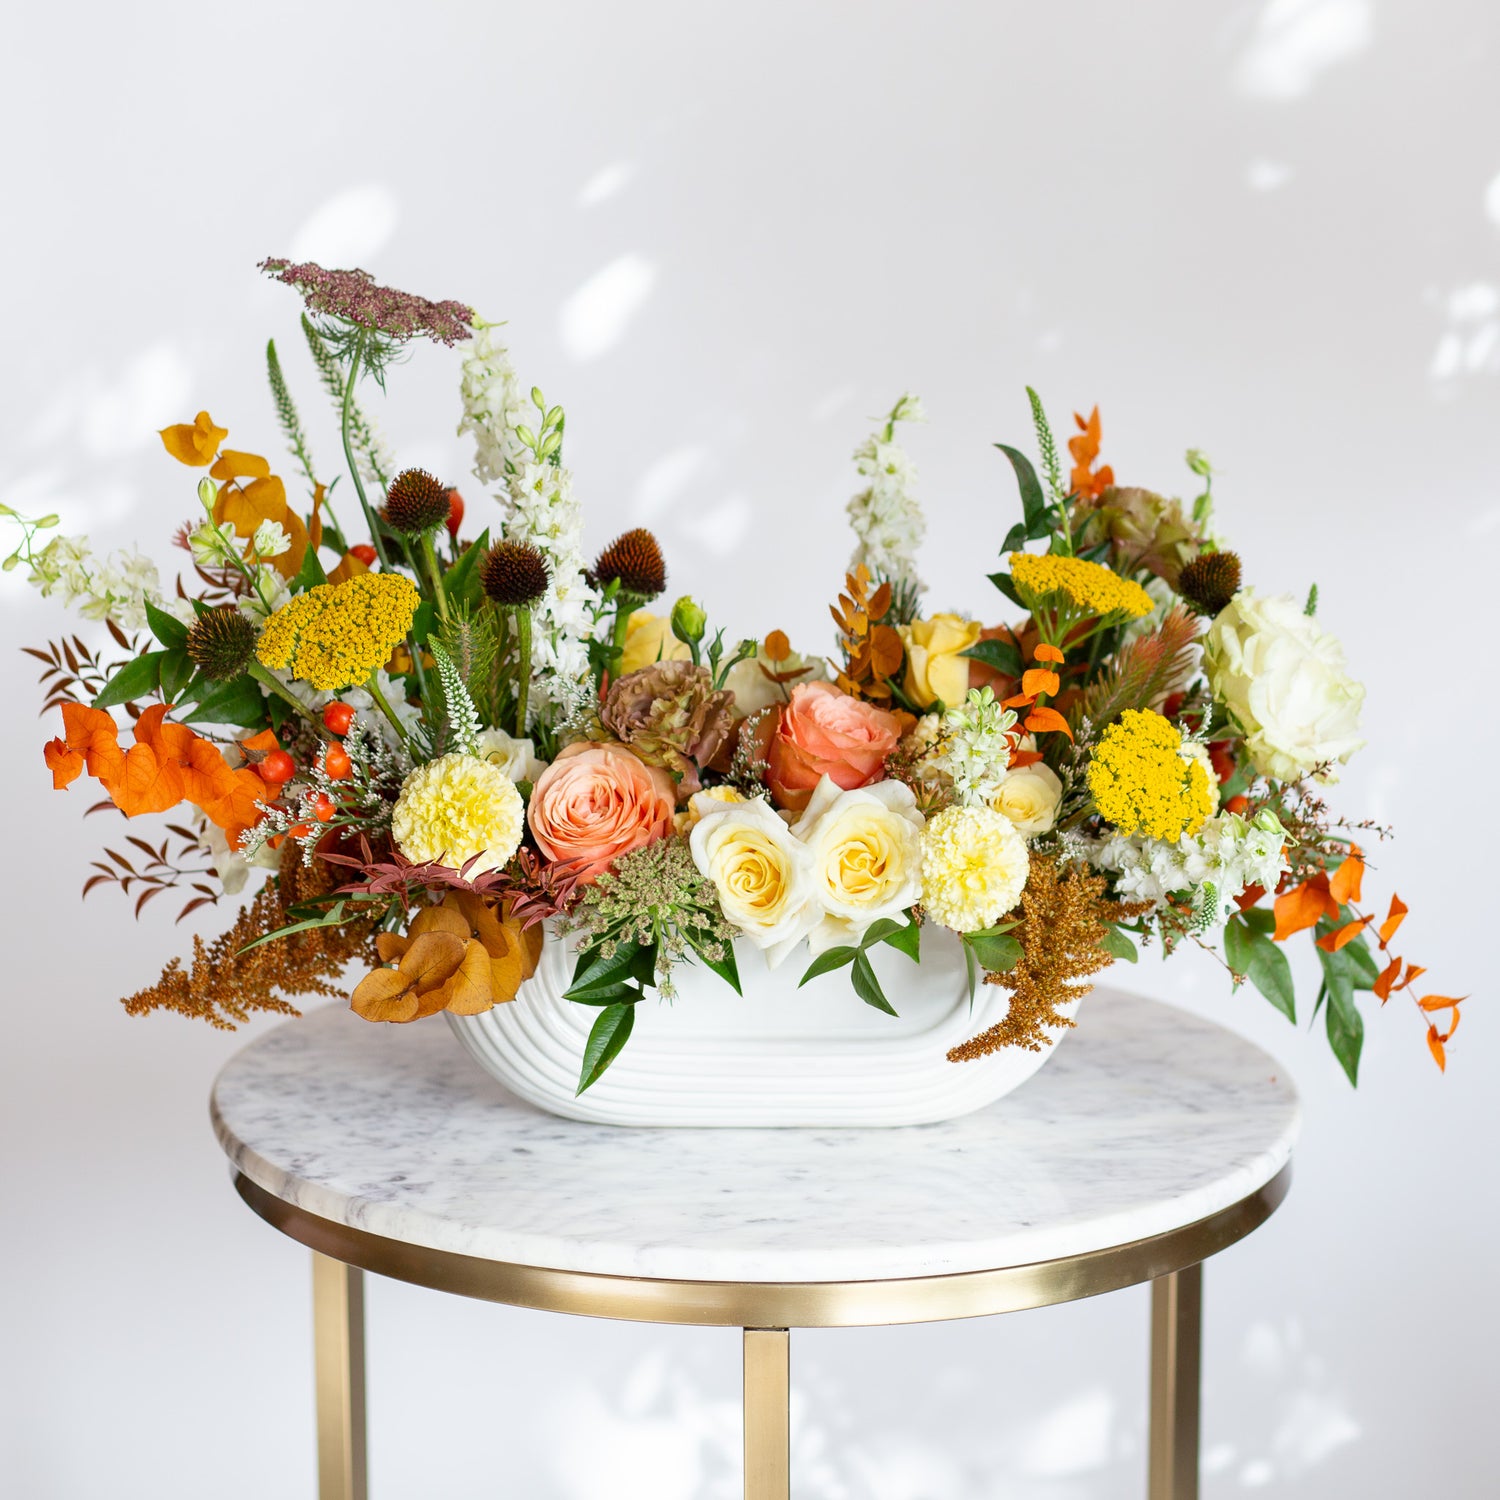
1009 552 1153 621
1086 708 1213 841
256 572 420 691
390 753 526 876
920 805 1029 933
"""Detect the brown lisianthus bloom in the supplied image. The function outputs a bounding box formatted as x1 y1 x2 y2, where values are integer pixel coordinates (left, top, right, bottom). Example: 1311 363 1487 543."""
600 661 734 801
351 892 542 1023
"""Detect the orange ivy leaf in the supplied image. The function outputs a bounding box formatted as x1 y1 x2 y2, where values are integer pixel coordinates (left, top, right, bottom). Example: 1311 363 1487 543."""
1034 643 1065 663
1273 874 1338 941
1329 847 1364 905
209 450 272 482
1377 894 1408 948
1426 1025 1447 1072
1374 955 1403 1002
1316 915 1373 953
1024 705 1074 740
1021 668 1061 698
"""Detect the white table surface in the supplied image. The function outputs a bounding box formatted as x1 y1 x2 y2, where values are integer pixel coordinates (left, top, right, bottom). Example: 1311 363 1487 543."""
210 991 1299 1284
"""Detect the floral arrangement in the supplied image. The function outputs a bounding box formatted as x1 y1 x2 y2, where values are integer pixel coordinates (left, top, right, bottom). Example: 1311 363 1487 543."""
16 260 1466 1094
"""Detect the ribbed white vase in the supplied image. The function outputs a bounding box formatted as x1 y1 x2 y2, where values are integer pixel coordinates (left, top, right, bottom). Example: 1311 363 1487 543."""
447 926 1076 1128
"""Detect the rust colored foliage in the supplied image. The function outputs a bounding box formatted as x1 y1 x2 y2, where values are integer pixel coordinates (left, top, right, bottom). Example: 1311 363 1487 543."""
122 847 375 1029
830 565 904 702
1273 849 1465 1070
948 858 1153 1060
1068 406 1114 500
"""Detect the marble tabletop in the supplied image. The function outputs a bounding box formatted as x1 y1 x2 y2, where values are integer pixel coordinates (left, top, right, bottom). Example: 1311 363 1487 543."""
210 991 1299 1284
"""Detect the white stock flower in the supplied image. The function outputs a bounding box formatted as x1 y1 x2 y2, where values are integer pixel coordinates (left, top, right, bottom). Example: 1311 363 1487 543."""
938 687 1018 808
1204 589 1365 784
790 775 925 955
690 794 818 968
457 322 529 485
29 534 162 631
846 394 927 590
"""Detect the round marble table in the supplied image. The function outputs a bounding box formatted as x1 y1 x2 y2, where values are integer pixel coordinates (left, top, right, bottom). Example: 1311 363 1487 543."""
211 990 1299 1500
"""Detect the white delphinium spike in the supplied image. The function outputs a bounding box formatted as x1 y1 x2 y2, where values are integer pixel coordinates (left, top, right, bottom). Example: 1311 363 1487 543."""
846 392 927 594
456 320 529 485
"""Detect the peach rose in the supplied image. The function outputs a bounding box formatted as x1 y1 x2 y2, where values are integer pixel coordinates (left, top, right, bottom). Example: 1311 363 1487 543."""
766 681 902 812
527 741 675 882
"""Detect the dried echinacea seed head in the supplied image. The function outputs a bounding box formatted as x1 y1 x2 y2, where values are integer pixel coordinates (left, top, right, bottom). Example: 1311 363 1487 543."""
590 527 666 601
1177 550 1243 618
480 540 551 608
186 605 258 681
384 468 452 536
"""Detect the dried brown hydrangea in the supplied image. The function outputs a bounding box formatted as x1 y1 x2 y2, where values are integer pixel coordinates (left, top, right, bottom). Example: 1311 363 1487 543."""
947 856 1153 1060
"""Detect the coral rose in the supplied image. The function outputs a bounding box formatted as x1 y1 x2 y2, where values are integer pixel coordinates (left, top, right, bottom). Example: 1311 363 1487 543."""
527 741 675 882
765 681 902 812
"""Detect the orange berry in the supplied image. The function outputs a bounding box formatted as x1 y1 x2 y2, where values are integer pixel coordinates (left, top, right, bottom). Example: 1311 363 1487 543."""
323 701 355 735
258 749 295 784
324 745 352 780
312 793 336 823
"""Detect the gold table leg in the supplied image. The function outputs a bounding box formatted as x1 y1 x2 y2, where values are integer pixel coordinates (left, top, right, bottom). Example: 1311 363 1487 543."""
312 1252 368 1500
1149 1263 1202 1500
743 1327 790 1500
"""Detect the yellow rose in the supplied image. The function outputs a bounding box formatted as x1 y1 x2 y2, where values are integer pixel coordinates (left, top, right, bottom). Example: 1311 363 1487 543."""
899 613 982 709
789 775 925 955
688 795 816 967
992 762 1063 837
619 611 691 675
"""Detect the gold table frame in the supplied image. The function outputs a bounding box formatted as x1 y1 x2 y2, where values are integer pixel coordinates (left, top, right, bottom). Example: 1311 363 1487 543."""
235 1161 1289 1500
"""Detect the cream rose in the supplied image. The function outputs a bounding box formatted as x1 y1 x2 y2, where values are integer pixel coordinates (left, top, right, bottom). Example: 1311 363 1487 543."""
1203 589 1365 784
789 775 926 955
992 761 1063 837
475 727 544 784
722 645 828 718
899 612 981 710
689 795 817 967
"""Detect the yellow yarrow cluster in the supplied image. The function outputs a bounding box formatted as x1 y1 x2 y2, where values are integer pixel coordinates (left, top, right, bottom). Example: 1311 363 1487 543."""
391 754 526 876
1009 552 1153 620
1086 709 1213 841
920 805 1030 933
256 572 420 691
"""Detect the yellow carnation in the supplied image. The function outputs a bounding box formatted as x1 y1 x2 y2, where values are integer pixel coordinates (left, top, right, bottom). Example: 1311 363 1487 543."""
1009 552 1153 621
1086 708 1213 841
390 753 526 876
257 572 420 691
920 805 1029 933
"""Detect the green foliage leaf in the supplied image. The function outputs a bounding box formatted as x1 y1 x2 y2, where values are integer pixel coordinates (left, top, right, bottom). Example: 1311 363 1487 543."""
987 571 1025 609
144 598 189 650
158 646 194 703
577 1002 636 1094
964 929 1023 974
961 636 1023 679
1343 933 1380 991
182 673 267 727
1224 915 1296 1023
850 950 898 1015
236 901 348 955
995 442 1049 533
444 527 490 613
963 940 979 1005
880 917 921 962
1240 905 1276 938
92 650 165 709
566 940 654 1002
291 542 327 592
1317 945 1363 1086
859 917 905 948
798 945 858 986
687 930 741 994
1100 926 1139 963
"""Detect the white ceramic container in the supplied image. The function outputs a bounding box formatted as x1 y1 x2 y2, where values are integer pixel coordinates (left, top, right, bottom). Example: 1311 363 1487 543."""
447 926 1077 1127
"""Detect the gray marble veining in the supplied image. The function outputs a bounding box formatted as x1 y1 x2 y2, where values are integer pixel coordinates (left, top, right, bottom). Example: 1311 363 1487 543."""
210 991 1299 1283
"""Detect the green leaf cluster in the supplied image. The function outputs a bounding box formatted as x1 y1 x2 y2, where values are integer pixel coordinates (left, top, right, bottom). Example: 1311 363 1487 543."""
798 915 921 1016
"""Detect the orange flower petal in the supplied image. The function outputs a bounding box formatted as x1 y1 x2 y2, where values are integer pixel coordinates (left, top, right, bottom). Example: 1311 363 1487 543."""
1021 668 1061 698
1316 916 1373 952
1374 955 1402 1002
1329 848 1364 905
1024 704 1074 740
1426 1025 1447 1072
1034 643 1065 663
1377 894 1408 948
1272 875 1337 942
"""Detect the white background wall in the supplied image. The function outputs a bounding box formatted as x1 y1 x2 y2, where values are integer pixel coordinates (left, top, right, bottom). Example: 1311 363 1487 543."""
2 2 1494 1495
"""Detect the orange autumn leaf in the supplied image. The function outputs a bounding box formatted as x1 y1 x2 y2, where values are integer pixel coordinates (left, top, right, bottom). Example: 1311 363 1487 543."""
1021 668 1061 698
1329 847 1364 905
1273 874 1339 941
209 450 272 482
327 549 371 586
1427 1026 1446 1072
1418 994 1466 1015
159 411 227 466
1316 915 1373 953
1378 894 1408 947
1068 407 1115 500
1009 747 1045 769
1034 643 1065 663
213 470 309 579
1024 704 1074 740
1374 955 1403 1001
764 629 792 661
44 703 125 790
